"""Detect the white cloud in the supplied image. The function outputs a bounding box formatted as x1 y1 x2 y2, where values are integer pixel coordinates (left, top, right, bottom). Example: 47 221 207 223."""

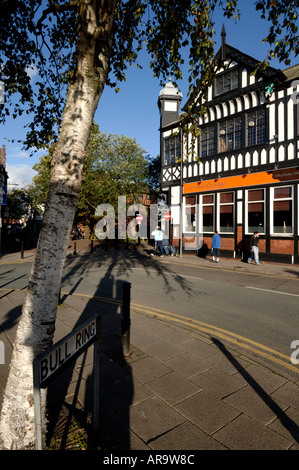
25 64 38 81
6 164 37 188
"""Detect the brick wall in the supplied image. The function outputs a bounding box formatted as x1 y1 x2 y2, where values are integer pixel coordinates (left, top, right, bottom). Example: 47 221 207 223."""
270 239 294 254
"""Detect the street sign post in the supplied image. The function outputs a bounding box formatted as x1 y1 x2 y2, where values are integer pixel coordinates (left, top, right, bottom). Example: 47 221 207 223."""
164 211 171 221
33 314 101 449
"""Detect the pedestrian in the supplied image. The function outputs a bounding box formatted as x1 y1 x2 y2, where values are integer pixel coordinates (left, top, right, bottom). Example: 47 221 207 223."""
248 231 260 265
151 226 164 257
162 230 170 255
211 230 221 263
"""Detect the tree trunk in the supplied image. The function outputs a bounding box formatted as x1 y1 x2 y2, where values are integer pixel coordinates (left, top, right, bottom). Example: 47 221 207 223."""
0 0 116 450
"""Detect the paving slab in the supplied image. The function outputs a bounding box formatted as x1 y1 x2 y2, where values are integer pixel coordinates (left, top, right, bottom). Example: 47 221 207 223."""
223 385 289 425
145 370 200 406
127 395 186 443
213 414 292 450
174 390 241 434
190 367 246 399
149 421 227 450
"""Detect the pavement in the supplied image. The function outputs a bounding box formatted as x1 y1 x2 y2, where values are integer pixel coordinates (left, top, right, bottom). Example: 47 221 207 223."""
0 240 299 451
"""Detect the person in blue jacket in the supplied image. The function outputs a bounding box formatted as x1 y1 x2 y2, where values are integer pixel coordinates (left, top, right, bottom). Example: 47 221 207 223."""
211 230 221 263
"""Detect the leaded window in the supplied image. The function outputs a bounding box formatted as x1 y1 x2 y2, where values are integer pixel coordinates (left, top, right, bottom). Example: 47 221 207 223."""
164 135 181 165
247 110 266 146
219 117 242 153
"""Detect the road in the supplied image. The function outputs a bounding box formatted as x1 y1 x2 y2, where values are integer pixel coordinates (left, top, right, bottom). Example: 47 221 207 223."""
0 251 298 371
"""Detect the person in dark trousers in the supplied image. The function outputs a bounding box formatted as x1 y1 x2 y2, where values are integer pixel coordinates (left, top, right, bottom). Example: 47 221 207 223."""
211 230 221 263
151 226 164 257
162 230 170 255
248 231 260 265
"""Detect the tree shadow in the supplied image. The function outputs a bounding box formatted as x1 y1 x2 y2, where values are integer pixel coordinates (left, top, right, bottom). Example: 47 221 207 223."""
211 337 299 445
46 249 134 450
62 243 196 300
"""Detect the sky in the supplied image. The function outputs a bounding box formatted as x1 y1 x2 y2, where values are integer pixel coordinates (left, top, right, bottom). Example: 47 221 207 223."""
1 0 298 189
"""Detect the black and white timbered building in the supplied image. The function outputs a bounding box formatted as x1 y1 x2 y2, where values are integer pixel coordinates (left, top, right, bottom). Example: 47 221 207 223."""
158 29 299 264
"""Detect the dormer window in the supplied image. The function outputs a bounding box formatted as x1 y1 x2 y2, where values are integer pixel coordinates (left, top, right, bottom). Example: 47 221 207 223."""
215 69 239 96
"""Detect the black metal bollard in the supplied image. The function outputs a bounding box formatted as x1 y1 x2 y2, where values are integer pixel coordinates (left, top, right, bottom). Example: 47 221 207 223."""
121 282 131 356
21 241 24 259
73 240 77 255
90 239 94 253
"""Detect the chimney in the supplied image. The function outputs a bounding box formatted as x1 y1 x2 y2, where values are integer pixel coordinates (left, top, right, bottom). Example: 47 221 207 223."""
1 145 6 168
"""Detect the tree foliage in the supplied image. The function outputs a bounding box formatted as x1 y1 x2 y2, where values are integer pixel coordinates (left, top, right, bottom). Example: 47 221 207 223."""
28 124 153 230
0 0 297 151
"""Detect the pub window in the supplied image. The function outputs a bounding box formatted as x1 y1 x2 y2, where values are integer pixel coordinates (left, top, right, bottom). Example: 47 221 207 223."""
164 135 181 165
271 186 293 234
246 189 265 234
199 125 215 158
215 69 239 96
201 194 214 232
219 192 234 233
247 110 266 146
184 196 196 232
219 117 242 153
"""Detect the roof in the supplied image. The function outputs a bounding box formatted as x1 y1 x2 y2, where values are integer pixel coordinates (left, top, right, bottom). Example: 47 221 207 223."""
159 78 183 99
283 63 299 81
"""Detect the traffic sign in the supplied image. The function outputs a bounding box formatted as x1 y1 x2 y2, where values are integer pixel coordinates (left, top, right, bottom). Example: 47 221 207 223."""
136 214 143 224
164 212 171 221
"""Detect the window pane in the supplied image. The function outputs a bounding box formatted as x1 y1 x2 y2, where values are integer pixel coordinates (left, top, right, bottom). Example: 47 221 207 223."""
164 136 181 165
274 187 292 199
220 192 233 203
248 202 263 212
186 196 196 205
248 189 264 201
273 200 292 233
200 126 215 157
248 206 264 232
185 206 196 232
220 210 233 232
203 195 213 204
203 212 214 232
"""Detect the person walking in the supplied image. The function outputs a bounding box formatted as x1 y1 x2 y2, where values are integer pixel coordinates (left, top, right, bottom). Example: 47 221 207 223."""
211 230 221 263
248 231 260 265
151 226 164 257
162 230 170 255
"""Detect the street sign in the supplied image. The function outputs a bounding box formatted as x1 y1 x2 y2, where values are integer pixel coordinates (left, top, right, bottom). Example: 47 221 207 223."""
33 314 101 449
136 214 143 224
0 185 7 205
164 212 171 221
35 315 99 387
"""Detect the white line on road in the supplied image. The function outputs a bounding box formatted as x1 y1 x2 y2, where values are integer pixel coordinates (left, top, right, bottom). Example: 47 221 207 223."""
246 286 299 297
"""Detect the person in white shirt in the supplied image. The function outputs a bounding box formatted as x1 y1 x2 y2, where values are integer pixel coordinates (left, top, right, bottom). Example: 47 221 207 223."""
151 226 164 257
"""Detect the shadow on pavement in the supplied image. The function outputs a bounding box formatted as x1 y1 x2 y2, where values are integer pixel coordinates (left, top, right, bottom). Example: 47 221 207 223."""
211 337 299 445
46 249 134 450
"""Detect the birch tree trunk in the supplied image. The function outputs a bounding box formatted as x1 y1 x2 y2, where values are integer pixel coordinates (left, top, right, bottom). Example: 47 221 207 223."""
0 0 116 450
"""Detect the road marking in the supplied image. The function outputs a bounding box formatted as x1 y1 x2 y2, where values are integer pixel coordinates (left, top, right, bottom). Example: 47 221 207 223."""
130 302 299 375
1 288 298 374
245 286 299 297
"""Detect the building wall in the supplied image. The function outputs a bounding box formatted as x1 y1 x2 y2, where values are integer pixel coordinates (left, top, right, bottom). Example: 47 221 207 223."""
159 48 299 263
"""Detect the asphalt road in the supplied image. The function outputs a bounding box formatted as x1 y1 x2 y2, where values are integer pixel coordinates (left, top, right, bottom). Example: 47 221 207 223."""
0 253 298 366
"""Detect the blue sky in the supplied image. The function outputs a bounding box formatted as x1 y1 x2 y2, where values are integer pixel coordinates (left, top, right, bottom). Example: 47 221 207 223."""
1 0 298 189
